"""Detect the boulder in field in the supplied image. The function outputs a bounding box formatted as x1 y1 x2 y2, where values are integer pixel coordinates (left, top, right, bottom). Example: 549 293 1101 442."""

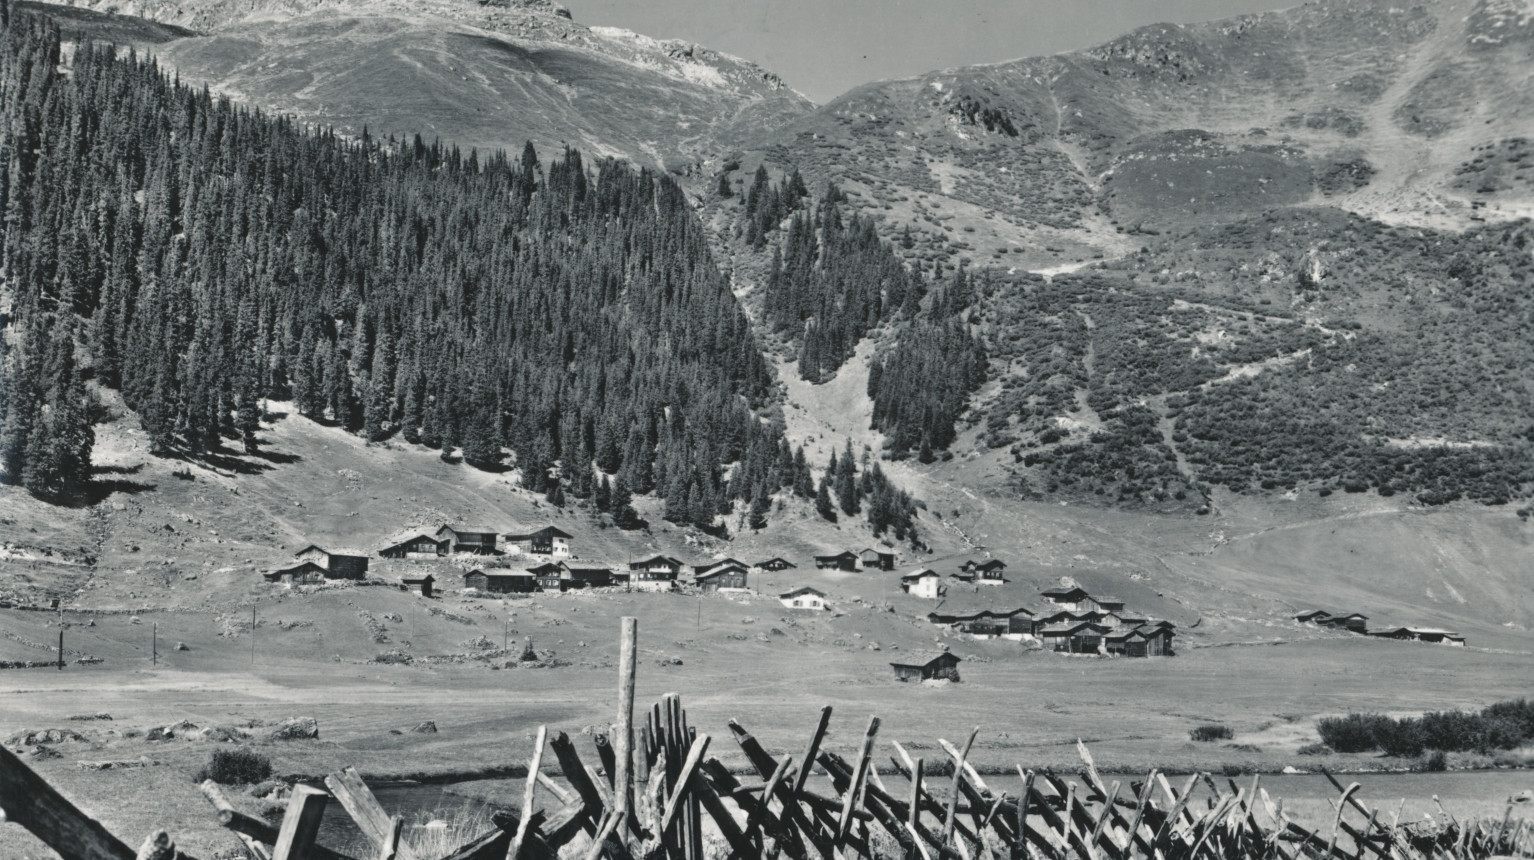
266 717 319 741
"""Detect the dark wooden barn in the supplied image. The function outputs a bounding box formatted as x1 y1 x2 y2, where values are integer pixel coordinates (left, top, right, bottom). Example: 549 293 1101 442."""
402 575 435 598
890 652 962 683
813 551 859 571
379 534 449 559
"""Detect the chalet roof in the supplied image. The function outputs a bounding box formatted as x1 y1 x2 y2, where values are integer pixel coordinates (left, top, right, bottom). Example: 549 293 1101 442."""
1041 586 1089 599
438 524 497 536
756 557 797 568
380 533 445 551
859 547 895 558
780 586 826 599
901 569 940 581
470 570 537 581
504 525 572 539
1039 621 1109 636
526 563 563 575
696 567 746 581
889 651 961 669
631 555 684 569
815 550 859 560
948 572 976 581
1324 612 1368 621
1295 610 1331 621
1093 595 1124 605
265 561 327 580
694 558 748 573
326 548 370 559
973 559 1007 571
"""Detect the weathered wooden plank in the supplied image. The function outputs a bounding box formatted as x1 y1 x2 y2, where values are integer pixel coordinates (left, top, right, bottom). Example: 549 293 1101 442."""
376 817 403 860
550 732 604 836
272 785 329 860
836 716 881 844
614 617 638 831
659 733 711 834
507 724 548 860
325 768 420 860
794 706 834 796
0 742 140 860
942 728 979 848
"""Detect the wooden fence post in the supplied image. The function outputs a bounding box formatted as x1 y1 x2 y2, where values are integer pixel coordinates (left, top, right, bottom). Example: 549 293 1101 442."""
271 785 329 860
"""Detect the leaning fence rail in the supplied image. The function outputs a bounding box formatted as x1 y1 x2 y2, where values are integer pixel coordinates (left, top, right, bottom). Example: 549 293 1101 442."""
2 617 1530 860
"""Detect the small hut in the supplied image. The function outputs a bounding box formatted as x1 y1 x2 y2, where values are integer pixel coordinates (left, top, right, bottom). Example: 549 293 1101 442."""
890 652 961 683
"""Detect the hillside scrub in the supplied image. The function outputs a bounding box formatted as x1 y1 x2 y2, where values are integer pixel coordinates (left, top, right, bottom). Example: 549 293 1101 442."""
194 748 273 785
1317 700 1534 756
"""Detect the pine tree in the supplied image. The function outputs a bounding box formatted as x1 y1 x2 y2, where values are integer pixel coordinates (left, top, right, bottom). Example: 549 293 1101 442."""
612 477 640 529
815 476 837 523
835 439 860 516
747 482 770 530
595 474 612 513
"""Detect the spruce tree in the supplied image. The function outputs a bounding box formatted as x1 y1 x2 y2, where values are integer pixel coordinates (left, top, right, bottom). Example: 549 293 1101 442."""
815 477 837 523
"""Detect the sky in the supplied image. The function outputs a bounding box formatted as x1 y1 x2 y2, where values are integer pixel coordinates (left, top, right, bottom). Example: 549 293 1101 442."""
566 0 1302 103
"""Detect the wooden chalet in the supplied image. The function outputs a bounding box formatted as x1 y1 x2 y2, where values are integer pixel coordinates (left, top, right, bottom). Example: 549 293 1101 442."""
464 570 540 594
695 564 749 592
1316 612 1368 634
1088 595 1125 612
1039 586 1090 610
890 652 961 683
957 559 1007 585
291 545 370 580
560 565 614 591
504 526 573 557
628 556 682 591
859 548 896 571
402 574 435 598
1370 627 1465 646
928 608 1035 637
899 569 945 599
779 586 828 611
1039 621 1110 654
378 533 449 559
263 561 328 585
755 557 797 572
1105 625 1174 657
528 562 565 592
435 526 500 555
1294 610 1332 624
813 551 859 571
693 558 748 576
961 559 1007 573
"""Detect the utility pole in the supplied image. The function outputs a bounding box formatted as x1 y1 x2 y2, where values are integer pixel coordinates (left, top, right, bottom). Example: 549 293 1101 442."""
251 606 256 667
152 622 157 666
57 630 63 670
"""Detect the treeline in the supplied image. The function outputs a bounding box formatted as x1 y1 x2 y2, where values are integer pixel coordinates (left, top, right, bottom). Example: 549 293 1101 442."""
776 439 920 544
1317 699 1534 758
0 8 794 525
759 185 925 382
731 164 808 249
867 267 988 459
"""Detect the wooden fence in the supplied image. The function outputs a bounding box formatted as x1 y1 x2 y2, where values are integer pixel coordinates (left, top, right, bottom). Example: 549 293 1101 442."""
1 617 1530 860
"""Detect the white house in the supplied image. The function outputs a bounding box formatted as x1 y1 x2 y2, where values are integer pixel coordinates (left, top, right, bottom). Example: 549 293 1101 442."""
899 569 945 599
779 586 829 611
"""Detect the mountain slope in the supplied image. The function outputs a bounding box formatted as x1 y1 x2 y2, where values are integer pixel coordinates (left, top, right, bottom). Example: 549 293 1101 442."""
734 0 1534 269
43 0 812 170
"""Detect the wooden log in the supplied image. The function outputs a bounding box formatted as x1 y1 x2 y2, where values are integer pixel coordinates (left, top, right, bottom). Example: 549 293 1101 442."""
508 724 548 860
943 728 979 848
837 716 881 844
729 720 834 858
582 811 626 860
0 742 140 860
325 768 420 860
135 830 177 860
688 769 755 860
795 706 834 795
884 750 980 846
550 732 605 835
659 733 711 833
614 618 638 830
909 757 924 834
272 785 329 860
1089 781 1121 851
744 755 794 847
377 817 403 860
199 780 276 860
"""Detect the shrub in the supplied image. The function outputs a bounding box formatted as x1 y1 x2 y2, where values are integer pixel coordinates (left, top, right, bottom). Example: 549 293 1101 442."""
195 748 273 785
1375 717 1425 757
1419 750 1448 772
1296 743 1332 756
1316 713 1391 752
1190 724 1235 742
